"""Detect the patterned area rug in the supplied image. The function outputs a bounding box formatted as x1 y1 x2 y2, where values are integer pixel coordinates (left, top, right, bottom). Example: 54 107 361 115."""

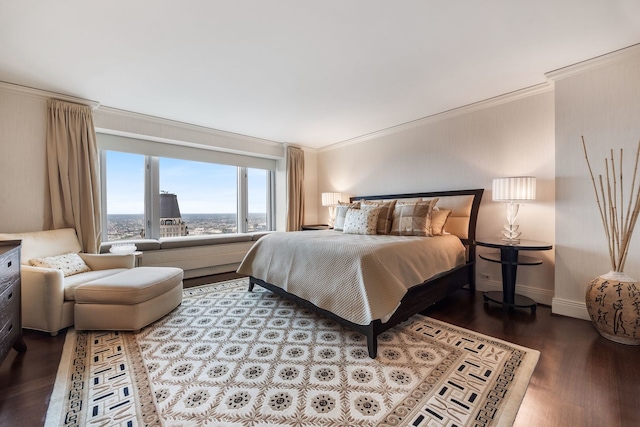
45 278 539 427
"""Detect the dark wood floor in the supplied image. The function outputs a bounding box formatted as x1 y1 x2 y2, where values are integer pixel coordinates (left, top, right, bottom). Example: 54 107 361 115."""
1 274 638 426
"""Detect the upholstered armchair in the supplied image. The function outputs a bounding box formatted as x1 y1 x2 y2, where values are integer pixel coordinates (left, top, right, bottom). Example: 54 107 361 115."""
0 228 135 336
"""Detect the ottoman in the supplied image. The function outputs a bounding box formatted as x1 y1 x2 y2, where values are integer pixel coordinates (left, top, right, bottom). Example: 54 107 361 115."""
74 267 183 331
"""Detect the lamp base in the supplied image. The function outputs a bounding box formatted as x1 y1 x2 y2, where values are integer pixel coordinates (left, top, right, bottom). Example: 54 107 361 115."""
501 236 521 244
501 223 521 243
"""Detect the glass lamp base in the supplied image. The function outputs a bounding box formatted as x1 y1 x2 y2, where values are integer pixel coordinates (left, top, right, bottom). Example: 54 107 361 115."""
501 224 521 243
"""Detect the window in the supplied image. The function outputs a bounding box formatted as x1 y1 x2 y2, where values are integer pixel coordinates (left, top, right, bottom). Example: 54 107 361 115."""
100 148 274 241
247 168 269 232
104 151 145 241
159 158 237 236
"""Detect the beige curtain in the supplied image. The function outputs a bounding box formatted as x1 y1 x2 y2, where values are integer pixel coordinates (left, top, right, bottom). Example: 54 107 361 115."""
46 99 101 253
286 146 305 231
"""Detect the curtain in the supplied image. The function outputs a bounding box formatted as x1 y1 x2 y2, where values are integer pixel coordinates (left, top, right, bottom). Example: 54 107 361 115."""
286 146 305 231
46 99 101 253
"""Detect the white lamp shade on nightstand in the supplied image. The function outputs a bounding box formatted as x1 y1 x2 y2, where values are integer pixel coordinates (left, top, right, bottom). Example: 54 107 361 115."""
321 192 344 207
492 176 536 242
321 192 344 228
492 177 536 202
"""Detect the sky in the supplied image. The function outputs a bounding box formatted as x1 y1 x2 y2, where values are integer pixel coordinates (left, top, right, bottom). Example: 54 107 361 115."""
106 151 268 214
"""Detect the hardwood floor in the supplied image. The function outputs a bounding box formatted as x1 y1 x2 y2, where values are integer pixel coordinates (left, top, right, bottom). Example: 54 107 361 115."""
1 274 638 426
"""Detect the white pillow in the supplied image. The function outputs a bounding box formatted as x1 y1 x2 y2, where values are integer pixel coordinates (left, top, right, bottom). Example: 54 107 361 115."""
342 207 381 235
29 253 92 277
334 201 360 231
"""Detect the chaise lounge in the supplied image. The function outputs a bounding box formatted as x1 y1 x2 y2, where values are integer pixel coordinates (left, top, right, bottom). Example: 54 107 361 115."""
0 228 183 335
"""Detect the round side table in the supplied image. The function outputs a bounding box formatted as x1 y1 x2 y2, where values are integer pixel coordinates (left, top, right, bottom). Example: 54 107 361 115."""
475 237 552 313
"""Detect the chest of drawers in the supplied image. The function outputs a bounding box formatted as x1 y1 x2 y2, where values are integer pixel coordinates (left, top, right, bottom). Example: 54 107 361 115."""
0 240 26 365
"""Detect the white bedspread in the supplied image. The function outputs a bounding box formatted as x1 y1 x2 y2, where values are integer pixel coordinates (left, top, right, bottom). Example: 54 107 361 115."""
237 230 466 326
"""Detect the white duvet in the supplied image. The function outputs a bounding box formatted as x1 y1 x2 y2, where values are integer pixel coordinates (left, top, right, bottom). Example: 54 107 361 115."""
237 230 466 326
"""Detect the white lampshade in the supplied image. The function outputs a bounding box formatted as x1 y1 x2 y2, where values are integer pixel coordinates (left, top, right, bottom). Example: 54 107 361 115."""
321 192 343 206
492 177 536 202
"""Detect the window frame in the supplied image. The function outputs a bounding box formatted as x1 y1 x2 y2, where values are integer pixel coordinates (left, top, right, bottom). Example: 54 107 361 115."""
100 149 275 241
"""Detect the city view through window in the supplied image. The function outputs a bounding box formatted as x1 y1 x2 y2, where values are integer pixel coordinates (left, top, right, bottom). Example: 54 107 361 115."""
105 151 269 242
107 212 268 241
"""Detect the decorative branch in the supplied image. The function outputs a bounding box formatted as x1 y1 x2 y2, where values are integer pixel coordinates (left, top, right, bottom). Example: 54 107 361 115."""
583 137 640 272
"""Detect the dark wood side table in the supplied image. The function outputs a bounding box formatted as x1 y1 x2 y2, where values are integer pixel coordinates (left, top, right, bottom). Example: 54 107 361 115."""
475 237 552 313
301 224 331 230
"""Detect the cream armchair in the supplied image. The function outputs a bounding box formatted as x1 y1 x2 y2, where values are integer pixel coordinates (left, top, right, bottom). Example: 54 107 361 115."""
0 228 135 335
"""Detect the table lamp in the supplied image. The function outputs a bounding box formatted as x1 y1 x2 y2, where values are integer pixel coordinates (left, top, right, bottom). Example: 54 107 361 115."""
492 176 536 243
321 192 343 228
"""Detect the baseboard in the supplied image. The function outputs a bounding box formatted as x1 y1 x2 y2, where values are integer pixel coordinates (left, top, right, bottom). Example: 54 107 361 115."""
551 297 591 321
475 278 554 306
476 277 592 321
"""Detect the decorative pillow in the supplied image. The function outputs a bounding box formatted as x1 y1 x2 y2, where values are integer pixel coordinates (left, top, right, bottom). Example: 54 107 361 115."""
390 198 439 236
342 206 381 235
430 208 452 236
360 199 397 235
334 201 360 231
29 253 92 277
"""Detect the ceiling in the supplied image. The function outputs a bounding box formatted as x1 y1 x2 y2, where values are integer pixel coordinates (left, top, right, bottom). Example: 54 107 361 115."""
1 1 640 149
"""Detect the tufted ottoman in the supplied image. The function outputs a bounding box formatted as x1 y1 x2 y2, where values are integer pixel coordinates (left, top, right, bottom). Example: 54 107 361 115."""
74 267 183 331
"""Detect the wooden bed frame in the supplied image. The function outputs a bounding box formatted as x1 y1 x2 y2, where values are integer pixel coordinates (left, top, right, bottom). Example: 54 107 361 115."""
248 188 484 358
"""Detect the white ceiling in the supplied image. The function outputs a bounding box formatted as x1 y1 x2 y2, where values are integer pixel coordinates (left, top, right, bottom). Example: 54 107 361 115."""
1 1 640 149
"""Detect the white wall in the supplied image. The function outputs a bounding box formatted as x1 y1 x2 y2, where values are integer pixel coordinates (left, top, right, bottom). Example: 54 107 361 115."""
316 90 557 304
552 48 640 319
0 86 49 232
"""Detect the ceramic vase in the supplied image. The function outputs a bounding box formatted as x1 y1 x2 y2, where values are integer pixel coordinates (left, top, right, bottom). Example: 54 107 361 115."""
586 271 640 345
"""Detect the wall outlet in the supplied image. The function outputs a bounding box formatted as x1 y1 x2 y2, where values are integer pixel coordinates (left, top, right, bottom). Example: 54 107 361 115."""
480 273 490 280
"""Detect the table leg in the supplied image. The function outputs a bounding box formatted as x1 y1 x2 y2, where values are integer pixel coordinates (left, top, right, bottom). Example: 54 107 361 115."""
500 247 519 307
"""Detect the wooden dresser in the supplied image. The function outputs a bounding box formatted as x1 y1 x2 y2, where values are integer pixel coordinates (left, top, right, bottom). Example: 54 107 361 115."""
0 240 26 365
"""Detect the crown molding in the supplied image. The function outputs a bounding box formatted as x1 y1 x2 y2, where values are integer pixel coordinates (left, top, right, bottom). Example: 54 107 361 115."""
318 82 553 153
545 43 640 82
0 81 100 109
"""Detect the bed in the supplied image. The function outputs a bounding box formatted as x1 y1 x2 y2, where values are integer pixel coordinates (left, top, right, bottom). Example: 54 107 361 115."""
237 188 483 358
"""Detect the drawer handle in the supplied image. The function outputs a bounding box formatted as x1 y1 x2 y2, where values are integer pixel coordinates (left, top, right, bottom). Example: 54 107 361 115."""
7 324 12 333
7 261 11 268
7 292 12 300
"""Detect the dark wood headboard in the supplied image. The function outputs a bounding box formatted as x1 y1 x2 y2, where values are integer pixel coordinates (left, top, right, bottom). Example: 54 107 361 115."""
351 188 484 259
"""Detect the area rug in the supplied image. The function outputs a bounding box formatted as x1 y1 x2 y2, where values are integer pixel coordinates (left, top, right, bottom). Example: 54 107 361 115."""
45 278 539 427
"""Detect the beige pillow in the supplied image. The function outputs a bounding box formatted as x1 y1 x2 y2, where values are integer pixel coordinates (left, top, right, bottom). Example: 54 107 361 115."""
343 206 381 235
29 252 91 277
360 199 397 235
334 201 360 231
390 198 439 236
431 208 452 236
